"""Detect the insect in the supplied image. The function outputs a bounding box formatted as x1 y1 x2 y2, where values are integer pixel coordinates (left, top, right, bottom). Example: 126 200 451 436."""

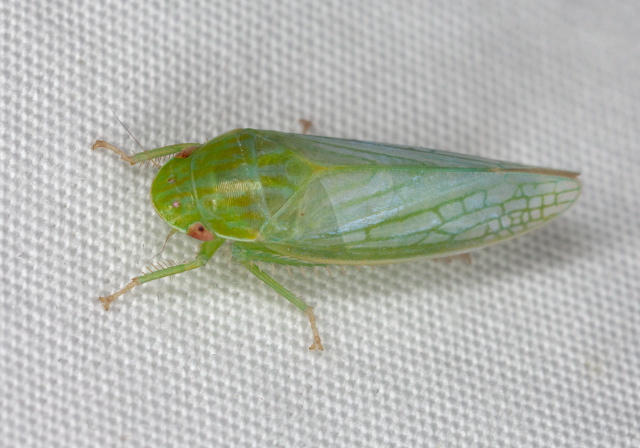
94 126 581 350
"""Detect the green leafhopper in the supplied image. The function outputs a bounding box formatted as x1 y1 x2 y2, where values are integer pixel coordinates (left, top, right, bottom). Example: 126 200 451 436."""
94 126 581 350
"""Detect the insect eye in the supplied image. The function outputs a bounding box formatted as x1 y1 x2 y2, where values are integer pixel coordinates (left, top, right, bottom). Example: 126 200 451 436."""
172 201 180 208
187 222 215 241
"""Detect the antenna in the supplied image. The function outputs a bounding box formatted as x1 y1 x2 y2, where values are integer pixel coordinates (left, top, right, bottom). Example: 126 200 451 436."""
93 90 161 168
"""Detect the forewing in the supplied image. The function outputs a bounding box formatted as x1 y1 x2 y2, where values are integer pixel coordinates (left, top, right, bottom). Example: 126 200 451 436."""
260 166 580 262
254 130 555 171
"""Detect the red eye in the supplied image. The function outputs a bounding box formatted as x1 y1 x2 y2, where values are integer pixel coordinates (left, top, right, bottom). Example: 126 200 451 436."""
187 222 215 241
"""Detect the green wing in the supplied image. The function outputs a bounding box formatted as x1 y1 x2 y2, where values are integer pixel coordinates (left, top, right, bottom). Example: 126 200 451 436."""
255 130 554 170
249 130 581 264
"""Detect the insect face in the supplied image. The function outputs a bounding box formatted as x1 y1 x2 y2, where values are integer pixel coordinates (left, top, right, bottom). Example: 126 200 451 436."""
150 156 206 236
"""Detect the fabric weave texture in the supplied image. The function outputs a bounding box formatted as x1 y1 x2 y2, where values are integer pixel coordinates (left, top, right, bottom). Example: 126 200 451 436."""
1 1 639 446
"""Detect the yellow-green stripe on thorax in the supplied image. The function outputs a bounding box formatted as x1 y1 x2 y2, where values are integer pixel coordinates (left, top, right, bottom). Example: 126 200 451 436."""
151 129 314 240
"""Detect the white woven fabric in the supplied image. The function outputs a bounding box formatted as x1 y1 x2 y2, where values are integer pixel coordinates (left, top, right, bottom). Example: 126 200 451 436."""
2 1 639 446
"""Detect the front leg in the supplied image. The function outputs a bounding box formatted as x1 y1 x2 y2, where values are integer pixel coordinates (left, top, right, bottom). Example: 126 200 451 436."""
93 141 200 166
99 238 225 310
